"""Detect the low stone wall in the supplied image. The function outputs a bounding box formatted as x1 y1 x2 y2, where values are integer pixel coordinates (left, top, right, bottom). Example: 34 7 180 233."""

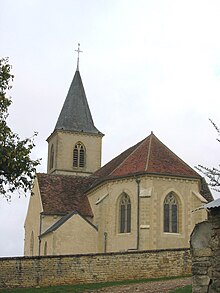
190 208 220 293
0 248 191 289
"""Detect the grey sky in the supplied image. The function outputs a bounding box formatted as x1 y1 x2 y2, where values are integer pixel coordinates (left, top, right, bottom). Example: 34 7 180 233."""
0 0 220 257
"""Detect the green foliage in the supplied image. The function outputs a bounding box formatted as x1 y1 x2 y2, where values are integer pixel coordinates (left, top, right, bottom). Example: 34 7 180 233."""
197 119 220 192
0 57 40 199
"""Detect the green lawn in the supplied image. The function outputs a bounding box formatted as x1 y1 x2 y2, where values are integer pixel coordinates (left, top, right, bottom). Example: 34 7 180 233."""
170 285 192 293
0 276 191 293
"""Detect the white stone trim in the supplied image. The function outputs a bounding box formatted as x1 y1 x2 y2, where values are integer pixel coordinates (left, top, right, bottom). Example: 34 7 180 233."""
140 187 152 198
192 191 208 203
95 193 109 205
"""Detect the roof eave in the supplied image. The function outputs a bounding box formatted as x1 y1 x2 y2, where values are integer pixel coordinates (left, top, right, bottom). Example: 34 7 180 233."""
86 172 201 194
47 129 104 142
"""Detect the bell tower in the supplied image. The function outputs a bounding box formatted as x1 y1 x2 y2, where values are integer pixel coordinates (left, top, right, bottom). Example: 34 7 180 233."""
47 45 104 176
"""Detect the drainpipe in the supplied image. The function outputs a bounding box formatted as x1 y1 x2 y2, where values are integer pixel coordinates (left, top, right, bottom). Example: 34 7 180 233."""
104 232 107 253
135 177 141 250
38 213 43 256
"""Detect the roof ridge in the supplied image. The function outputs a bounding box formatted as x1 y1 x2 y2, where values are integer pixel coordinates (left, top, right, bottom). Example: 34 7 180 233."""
145 133 153 171
108 137 148 176
152 134 201 176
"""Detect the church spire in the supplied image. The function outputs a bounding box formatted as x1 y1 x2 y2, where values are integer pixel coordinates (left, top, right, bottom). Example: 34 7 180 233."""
47 50 103 176
54 49 102 135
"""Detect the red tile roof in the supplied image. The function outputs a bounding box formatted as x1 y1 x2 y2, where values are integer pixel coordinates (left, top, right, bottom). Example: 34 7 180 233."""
36 133 212 215
37 173 95 216
93 132 201 179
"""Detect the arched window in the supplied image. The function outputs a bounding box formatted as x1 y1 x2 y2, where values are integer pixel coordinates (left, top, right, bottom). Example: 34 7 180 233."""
164 192 178 233
73 142 85 168
44 242 47 256
50 144 54 170
30 231 34 256
119 193 131 233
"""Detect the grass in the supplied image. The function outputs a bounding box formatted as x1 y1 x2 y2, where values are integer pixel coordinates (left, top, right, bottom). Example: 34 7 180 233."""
0 276 191 292
170 285 192 293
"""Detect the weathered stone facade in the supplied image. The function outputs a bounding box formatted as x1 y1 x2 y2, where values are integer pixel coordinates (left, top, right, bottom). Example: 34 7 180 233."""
0 248 191 289
191 207 220 293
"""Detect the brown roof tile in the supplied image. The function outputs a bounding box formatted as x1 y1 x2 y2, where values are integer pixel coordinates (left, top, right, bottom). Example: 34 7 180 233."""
93 132 200 179
37 173 95 216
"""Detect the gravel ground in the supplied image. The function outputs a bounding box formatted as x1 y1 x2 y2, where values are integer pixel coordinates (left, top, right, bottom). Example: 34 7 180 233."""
84 277 191 293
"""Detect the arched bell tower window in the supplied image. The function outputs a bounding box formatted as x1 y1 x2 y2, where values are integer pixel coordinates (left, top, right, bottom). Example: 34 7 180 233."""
50 144 54 170
73 142 85 168
164 192 178 233
119 193 131 233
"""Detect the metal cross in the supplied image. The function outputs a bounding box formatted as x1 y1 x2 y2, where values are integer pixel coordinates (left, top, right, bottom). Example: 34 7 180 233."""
75 43 83 70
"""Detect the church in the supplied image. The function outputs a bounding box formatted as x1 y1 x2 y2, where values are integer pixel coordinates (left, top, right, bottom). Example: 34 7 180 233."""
24 53 213 256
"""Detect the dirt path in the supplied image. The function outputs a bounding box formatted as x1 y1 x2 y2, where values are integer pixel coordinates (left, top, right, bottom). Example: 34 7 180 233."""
84 277 191 293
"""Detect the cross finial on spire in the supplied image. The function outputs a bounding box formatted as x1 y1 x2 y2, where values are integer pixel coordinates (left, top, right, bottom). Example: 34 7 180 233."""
75 43 83 71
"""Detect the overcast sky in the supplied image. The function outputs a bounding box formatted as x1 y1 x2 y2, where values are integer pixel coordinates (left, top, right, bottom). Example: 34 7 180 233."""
1 0 220 257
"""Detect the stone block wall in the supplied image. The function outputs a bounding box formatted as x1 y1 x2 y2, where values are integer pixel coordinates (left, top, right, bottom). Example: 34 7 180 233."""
190 208 220 293
0 248 191 289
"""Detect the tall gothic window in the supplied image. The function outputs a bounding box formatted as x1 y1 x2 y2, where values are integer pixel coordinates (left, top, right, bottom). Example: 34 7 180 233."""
73 142 85 168
119 193 131 233
164 192 178 233
50 144 54 170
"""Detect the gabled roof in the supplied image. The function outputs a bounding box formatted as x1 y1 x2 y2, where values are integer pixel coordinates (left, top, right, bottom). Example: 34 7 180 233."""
37 173 95 217
40 211 98 238
55 70 102 135
93 132 201 180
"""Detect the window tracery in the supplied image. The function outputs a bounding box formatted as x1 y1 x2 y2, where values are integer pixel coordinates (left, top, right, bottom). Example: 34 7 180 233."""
164 192 178 233
73 142 85 168
119 193 131 233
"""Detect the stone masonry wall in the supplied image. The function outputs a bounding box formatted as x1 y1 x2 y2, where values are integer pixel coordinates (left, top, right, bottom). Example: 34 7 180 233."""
0 248 191 289
190 208 220 293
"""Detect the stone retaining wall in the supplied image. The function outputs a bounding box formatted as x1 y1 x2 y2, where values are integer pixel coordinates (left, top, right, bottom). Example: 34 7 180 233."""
191 208 220 293
0 248 191 289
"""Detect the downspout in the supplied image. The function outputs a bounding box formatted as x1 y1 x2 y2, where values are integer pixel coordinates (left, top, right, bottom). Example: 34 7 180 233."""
135 177 141 250
104 232 107 253
38 213 42 256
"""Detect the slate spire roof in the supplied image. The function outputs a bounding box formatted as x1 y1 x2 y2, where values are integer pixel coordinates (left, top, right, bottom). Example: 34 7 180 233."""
55 70 102 135
93 132 201 180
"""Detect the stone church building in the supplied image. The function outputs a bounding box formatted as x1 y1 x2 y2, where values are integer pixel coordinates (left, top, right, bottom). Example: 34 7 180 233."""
24 62 213 256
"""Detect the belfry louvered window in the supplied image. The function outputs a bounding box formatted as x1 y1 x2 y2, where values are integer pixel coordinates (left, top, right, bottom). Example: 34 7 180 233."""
164 192 178 233
73 142 85 168
119 193 131 233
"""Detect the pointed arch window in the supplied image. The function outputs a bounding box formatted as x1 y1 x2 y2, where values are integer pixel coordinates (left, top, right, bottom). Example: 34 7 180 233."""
119 193 131 233
164 192 178 233
50 144 54 170
73 142 85 168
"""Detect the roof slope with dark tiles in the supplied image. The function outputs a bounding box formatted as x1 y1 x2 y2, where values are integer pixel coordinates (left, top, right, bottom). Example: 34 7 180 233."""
55 70 102 135
93 132 200 180
37 173 95 216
